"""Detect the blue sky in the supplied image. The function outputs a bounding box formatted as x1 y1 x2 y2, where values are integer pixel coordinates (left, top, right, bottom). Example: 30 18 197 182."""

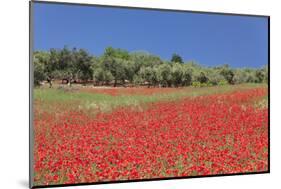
33 2 268 68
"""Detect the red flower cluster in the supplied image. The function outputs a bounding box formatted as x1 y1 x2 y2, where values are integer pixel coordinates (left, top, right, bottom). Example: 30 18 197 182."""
33 88 268 185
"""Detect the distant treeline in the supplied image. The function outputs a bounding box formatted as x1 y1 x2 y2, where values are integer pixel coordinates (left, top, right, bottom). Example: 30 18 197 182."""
33 46 268 88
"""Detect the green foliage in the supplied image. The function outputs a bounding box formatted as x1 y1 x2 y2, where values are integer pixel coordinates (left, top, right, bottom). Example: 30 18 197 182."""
181 66 192 86
200 83 208 87
33 51 50 86
192 81 201 87
104 47 130 60
139 66 157 87
171 63 183 87
263 66 268 83
255 69 266 83
156 63 172 87
33 46 268 88
133 74 143 85
219 64 234 84
197 72 208 84
74 49 93 82
218 80 228 86
33 58 46 86
103 57 127 86
34 47 94 87
206 69 225 85
171 53 183 64
93 68 113 85
233 69 247 84
206 81 213 87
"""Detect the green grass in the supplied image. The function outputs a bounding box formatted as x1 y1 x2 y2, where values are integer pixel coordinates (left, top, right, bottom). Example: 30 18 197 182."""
34 83 267 113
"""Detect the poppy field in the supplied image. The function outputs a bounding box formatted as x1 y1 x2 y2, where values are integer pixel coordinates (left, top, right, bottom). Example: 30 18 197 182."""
33 84 268 186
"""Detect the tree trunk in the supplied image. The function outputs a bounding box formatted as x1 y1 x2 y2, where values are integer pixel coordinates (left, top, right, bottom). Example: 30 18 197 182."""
48 80 52 88
47 77 52 88
114 79 117 87
68 77 72 87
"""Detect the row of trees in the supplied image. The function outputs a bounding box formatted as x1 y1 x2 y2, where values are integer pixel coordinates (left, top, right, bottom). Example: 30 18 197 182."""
33 46 268 88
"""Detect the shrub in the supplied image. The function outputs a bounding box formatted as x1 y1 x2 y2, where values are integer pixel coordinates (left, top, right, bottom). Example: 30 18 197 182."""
200 83 208 87
192 81 201 87
206 81 213 87
218 80 228 86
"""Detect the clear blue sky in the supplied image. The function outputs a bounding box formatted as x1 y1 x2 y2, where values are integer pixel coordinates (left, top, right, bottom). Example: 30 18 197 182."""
33 2 268 68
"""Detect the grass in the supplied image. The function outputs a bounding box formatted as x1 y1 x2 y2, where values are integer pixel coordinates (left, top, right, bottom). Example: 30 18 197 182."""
34 83 268 113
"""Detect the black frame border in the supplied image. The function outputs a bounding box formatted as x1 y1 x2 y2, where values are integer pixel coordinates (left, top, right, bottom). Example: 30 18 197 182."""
29 0 270 188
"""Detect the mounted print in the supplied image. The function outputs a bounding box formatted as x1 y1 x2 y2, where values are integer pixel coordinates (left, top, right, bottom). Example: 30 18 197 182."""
29 1 269 188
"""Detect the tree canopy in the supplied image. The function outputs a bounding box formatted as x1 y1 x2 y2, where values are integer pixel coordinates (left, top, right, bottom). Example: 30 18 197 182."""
33 46 268 88
171 53 183 64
